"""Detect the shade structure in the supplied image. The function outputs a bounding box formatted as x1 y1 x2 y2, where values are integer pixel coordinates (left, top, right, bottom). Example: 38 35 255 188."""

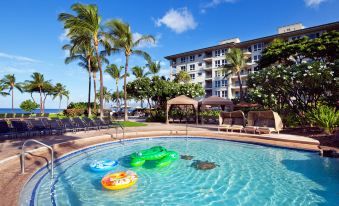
235 102 260 108
219 110 246 126
166 95 198 124
200 96 234 111
247 110 283 132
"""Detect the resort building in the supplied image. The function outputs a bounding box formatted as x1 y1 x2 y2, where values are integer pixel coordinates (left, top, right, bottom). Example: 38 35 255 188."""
165 21 339 99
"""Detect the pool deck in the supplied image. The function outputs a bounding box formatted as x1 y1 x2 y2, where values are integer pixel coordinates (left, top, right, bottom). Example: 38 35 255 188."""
0 123 320 206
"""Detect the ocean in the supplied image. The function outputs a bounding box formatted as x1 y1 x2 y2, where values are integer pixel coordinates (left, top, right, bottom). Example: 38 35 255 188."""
0 108 62 114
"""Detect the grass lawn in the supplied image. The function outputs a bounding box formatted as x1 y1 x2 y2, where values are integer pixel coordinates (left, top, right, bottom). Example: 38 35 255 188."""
118 121 147 127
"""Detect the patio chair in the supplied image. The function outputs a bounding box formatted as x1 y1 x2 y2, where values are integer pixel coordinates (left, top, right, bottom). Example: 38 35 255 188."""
0 120 15 139
60 118 77 133
28 119 50 136
10 120 33 137
93 118 109 129
256 119 280 134
82 117 99 130
47 119 64 135
218 117 232 132
72 117 88 132
229 117 245 133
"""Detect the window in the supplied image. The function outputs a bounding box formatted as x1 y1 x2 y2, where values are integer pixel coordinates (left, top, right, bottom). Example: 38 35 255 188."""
198 54 202 57
253 55 262 62
215 80 221 88
235 91 240 97
215 91 220 97
221 90 227 97
221 80 227 87
190 74 195 80
190 55 195 62
198 62 202 66
253 43 262 52
221 49 225 56
215 60 221 67
180 57 186 63
180 66 186 71
190 64 195 71
215 50 220 57
221 59 227 66
198 72 202 76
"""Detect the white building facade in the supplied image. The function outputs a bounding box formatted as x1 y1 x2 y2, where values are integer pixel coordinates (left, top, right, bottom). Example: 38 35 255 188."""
165 22 339 99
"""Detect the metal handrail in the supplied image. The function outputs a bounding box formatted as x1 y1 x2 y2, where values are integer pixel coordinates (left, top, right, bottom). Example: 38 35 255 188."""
21 139 54 179
114 122 125 140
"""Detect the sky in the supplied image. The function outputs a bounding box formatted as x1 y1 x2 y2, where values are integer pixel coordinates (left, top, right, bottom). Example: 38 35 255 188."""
0 0 338 109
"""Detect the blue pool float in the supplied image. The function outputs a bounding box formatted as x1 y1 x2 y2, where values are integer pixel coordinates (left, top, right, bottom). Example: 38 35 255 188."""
89 159 118 172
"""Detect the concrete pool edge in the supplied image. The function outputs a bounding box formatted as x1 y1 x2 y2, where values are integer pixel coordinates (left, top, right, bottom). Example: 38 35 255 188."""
0 131 320 206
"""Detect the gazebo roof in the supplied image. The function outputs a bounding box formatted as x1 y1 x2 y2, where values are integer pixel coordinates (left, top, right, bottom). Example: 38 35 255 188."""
167 95 198 107
200 96 233 106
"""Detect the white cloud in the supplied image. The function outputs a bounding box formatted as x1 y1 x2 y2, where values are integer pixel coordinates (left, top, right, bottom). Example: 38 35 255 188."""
59 29 70 42
133 32 161 48
155 8 197 33
0 66 36 74
200 0 236 13
0 52 41 63
304 0 327 7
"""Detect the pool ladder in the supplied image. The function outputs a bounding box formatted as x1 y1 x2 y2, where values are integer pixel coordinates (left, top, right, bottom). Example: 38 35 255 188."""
21 139 54 179
112 122 125 142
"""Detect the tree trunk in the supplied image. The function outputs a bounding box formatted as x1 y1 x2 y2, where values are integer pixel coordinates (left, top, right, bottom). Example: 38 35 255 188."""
116 79 120 117
39 87 43 113
93 72 97 113
59 97 62 112
11 87 14 113
94 42 104 119
87 58 92 117
124 55 129 121
237 72 243 101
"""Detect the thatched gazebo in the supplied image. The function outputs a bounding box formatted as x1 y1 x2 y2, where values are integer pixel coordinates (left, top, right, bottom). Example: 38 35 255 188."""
166 95 198 124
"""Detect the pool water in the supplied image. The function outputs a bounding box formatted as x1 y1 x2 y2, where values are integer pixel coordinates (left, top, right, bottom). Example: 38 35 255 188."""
20 137 339 206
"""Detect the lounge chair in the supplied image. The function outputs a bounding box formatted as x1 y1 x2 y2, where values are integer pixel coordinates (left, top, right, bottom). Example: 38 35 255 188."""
0 120 15 139
72 117 88 132
256 119 279 134
82 117 99 130
47 119 64 135
244 111 283 134
229 117 244 132
60 118 77 133
93 118 109 129
218 116 232 132
11 120 32 137
28 119 50 136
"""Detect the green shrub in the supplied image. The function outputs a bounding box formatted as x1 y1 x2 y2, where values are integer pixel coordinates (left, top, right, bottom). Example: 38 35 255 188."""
64 109 85 117
20 100 39 113
307 105 339 134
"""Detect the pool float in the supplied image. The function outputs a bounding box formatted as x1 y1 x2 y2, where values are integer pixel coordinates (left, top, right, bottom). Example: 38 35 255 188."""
130 146 179 168
101 170 138 190
89 159 118 172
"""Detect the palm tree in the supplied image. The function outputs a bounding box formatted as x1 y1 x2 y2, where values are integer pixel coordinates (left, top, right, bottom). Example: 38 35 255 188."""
0 84 9 97
59 3 109 119
105 64 124 114
1 74 23 112
174 71 191 83
146 58 161 76
223 48 251 101
132 66 150 79
105 19 155 121
53 83 69 112
23 72 52 113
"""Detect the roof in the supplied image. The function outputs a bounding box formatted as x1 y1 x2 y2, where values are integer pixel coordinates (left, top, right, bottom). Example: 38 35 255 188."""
200 96 233 106
167 95 198 107
164 21 339 60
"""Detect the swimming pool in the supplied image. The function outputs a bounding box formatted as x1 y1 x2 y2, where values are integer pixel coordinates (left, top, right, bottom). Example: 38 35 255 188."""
20 137 339 206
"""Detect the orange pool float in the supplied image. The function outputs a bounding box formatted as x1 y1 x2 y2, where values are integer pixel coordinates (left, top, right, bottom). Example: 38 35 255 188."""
101 170 138 190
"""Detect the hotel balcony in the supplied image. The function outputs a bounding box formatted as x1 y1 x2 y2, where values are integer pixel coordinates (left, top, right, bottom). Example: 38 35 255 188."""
231 71 252 78
203 53 213 62
204 63 212 70
205 83 213 89
231 82 247 89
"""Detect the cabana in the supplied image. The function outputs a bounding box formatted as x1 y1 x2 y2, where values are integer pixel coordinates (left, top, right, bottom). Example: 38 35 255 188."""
166 95 198 124
244 110 283 134
218 110 246 132
199 96 234 124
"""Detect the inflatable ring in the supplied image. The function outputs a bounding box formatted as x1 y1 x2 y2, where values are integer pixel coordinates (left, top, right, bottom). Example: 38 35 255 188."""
101 170 138 190
89 159 118 172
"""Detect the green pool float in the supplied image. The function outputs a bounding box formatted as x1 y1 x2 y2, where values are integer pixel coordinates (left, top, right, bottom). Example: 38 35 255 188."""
130 146 179 168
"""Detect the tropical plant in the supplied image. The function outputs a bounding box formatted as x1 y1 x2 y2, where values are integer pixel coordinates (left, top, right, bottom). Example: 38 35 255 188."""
0 84 9 97
222 48 251 101
96 86 112 104
105 19 155 120
1 74 23 112
173 71 191 83
52 83 70 112
20 99 39 113
58 3 110 118
23 72 53 113
105 64 124 113
146 58 161 76
307 105 339 134
132 66 150 79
